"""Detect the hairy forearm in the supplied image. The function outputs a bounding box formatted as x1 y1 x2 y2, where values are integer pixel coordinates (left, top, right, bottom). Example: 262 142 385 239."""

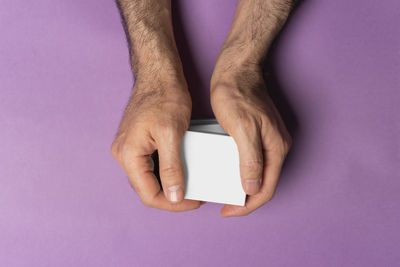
116 0 185 85
215 0 295 72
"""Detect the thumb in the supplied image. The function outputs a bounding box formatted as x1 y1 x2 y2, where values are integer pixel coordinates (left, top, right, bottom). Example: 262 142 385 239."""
156 126 186 203
229 121 263 195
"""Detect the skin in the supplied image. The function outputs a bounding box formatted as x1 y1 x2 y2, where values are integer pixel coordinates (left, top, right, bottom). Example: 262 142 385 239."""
112 0 294 216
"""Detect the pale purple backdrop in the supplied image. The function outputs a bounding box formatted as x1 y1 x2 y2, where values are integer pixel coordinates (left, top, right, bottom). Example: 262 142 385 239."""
1 0 399 266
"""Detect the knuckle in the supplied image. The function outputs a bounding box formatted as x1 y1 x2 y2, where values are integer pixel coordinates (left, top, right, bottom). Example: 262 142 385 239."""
210 83 230 102
230 114 259 142
140 197 153 208
111 139 129 164
138 192 157 208
263 190 275 203
276 138 291 156
270 134 291 158
284 136 292 153
120 144 134 165
240 159 263 177
236 114 257 133
128 176 138 190
110 141 120 159
160 166 181 179
110 132 136 164
281 130 293 153
157 123 182 141
284 137 292 153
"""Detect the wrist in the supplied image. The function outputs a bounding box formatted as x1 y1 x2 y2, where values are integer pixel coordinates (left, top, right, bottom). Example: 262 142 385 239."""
135 55 185 82
211 62 264 96
133 42 187 89
213 0 293 76
213 43 265 73
134 65 189 96
211 45 264 89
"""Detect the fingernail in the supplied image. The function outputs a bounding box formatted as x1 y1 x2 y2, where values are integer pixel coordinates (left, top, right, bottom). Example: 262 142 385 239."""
245 179 261 194
167 185 183 203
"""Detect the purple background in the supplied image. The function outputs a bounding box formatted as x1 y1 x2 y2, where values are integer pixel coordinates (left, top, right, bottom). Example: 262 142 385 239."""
1 0 399 266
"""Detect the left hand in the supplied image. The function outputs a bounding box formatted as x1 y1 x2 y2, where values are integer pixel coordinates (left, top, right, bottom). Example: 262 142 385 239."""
211 58 292 217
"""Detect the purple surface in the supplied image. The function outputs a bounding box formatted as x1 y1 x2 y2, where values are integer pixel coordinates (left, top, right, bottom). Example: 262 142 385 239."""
1 0 399 266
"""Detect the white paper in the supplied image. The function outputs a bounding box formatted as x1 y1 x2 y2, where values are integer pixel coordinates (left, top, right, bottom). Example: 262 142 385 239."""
182 120 246 206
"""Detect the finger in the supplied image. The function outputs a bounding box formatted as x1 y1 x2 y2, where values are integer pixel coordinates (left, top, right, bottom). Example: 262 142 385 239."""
121 135 199 211
155 126 186 203
147 191 202 212
221 150 284 217
123 152 161 203
124 149 200 211
229 119 264 195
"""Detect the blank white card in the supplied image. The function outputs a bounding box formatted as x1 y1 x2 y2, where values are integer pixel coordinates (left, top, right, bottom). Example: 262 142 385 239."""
181 120 246 206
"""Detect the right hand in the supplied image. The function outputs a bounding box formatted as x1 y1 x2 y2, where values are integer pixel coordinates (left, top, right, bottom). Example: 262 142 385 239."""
111 78 201 211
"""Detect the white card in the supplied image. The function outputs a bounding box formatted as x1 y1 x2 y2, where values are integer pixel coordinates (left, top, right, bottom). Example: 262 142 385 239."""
182 120 246 206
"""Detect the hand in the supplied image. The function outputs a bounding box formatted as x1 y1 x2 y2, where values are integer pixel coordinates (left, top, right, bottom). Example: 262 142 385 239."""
211 61 292 217
111 78 201 211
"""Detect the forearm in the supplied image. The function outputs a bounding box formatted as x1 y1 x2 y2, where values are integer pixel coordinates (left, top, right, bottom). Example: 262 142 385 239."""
116 0 185 86
113 1 193 209
214 0 295 74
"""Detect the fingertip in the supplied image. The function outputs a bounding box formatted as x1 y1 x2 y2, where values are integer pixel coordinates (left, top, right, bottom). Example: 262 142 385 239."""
157 137 187 204
221 204 247 217
189 200 203 209
243 178 262 195
154 193 202 212
221 207 231 218
164 184 184 203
